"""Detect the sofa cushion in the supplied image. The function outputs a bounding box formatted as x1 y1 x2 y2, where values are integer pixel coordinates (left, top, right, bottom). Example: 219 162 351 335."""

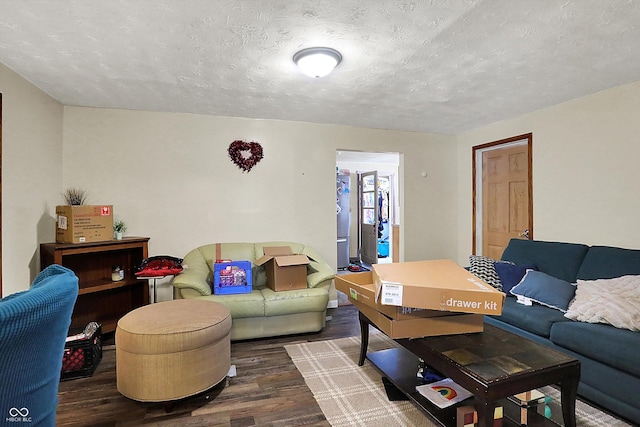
564 275 640 331
510 270 576 312
488 297 571 338
254 241 307 260
577 245 640 280
261 287 329 317
550 320 640 378
200 243 257 264
468 255 511 290
501 239 589 283
204 290 266 318
494 262 538 294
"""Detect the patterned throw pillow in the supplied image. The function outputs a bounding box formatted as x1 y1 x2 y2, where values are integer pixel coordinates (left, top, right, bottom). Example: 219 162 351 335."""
565 275 640 331
468 255 511 291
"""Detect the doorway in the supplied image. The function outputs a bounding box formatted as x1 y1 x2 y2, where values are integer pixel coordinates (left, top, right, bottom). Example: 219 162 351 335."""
472 133 533 258
336 150 400 269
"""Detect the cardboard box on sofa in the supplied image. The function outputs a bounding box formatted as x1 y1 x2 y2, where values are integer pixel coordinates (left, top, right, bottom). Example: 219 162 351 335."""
56 205 113 244
352 297 484 338
335 272 458 320
254 246 309 291
372 259 505 315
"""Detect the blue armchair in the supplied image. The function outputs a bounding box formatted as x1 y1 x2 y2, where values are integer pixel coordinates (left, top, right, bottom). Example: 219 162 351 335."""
0 265 78 426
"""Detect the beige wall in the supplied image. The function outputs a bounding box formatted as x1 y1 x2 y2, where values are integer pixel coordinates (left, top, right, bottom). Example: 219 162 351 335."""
61 107 458 301
456 80 640 264
0 63 64 295
6 60 639 298
0 66 457 298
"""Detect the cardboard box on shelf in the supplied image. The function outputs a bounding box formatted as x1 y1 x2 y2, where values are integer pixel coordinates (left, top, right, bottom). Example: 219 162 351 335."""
56 205 114 244
254 246 309 291
456 405 503 427
508 390 547 425
353 297 484 338
335 272 458 320
372 259 505 315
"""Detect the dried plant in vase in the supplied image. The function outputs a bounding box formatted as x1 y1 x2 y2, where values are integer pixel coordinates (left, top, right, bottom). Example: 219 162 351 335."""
62 188 87 205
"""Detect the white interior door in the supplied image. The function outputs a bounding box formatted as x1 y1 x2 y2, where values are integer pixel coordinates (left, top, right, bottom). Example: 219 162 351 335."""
360 171 378 265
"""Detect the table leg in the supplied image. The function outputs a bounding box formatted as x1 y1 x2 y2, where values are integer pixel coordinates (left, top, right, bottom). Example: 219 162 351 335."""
476 401 497 427
560 373 580 427
358 311 369 366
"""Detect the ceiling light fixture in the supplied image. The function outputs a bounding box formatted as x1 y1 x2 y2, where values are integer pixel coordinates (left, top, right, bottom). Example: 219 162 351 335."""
293 47 342 78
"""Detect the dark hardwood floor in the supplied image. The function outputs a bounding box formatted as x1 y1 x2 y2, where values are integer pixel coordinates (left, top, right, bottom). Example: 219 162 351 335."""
56 304 360 427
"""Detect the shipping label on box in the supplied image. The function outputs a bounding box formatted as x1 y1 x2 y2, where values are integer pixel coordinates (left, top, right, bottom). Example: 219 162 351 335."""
335 272 459 320
254 246 309 291
56 205 114 244
372 259 505 315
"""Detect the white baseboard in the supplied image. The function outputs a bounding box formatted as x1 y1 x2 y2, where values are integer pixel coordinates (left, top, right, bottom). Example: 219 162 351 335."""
327 299 338 309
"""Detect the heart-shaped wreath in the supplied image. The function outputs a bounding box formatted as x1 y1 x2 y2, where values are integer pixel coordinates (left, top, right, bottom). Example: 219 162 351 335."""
228 140 264 172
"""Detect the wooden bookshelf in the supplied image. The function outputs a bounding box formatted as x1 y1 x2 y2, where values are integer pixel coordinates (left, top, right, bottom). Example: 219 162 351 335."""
40 237 150 333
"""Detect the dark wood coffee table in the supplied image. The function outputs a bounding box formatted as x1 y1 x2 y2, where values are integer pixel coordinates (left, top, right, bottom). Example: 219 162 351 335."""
358 311 580 427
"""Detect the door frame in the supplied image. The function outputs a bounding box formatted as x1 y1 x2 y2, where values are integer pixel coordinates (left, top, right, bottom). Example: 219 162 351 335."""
472 133 533 255
336 150 401 265
0 93 3 296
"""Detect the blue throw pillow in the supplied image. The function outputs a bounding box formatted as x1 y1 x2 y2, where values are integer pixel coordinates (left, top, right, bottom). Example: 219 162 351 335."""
469 255 512 291
494 262 538 294
510 270 576 312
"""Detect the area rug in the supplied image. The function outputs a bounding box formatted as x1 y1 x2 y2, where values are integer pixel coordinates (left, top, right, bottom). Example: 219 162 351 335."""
285 332 632 427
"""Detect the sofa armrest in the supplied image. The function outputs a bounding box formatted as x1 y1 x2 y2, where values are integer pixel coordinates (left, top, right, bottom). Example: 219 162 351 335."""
302 246 336 288
306 258 335 288
172 270 212 296
171 247 213 296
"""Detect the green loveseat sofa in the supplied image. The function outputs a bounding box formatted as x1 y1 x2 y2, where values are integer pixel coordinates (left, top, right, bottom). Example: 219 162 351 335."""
172 241 335 341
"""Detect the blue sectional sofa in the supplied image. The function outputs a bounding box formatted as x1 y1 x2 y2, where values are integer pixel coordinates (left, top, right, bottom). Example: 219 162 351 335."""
483 239 640 424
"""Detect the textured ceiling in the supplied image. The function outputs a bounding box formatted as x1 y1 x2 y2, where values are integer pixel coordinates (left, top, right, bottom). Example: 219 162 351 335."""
1 0 640 134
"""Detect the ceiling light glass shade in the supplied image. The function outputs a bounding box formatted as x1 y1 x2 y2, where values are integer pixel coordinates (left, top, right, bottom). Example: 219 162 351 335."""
293 47 342 78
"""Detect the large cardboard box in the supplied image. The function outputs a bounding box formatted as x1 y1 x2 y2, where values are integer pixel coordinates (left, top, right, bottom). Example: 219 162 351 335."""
56 205 114 244
335 272 458 320
254 246 309 291
372 259 505 315
352 297 484 338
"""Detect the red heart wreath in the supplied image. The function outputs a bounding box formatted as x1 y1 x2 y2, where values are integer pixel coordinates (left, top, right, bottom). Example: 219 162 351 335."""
228 140 264 172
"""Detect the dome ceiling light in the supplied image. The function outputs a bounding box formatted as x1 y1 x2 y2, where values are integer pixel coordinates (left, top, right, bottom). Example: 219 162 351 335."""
293 47 342 78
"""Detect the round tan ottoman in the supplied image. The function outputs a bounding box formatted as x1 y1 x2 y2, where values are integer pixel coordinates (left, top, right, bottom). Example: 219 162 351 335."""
115 299 231 403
